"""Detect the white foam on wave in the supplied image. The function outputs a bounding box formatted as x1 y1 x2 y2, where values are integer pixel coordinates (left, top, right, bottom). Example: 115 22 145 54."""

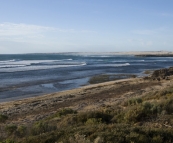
0 59 74 66
98 63 130 67
0 62 86 72
41 83 56 89
99 56 113 57
0 65 27 68
112 60 126 62
81 62 87 66
112 59 145 63
143 60 167 62
0 59 16 63
79 54 115 58
0 60 55 65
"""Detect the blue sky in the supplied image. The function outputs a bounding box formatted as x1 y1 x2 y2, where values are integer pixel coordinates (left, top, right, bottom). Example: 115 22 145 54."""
0 0 173 53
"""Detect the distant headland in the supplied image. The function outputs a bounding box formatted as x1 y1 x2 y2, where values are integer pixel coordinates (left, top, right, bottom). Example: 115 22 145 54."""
59 51 173 57
135 54 173 57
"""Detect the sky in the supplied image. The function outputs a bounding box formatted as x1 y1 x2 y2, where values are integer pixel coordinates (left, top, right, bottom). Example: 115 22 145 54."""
0 0 173 54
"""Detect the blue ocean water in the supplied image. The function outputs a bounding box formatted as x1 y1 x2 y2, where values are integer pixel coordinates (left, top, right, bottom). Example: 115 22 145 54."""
0 53 173 102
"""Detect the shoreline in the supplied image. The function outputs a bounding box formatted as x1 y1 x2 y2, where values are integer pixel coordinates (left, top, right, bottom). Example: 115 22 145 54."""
1 66 173 142
0 74 136 103
1 51 173 56
0 65 172 107
0 68 172 113
135 54 173 57
1 51 173 103
0 77 135 106
64 51 173 55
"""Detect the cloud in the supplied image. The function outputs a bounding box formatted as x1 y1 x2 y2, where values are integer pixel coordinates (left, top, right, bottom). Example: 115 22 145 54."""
0 22 98 53
0 23 96 37
0 23 56 36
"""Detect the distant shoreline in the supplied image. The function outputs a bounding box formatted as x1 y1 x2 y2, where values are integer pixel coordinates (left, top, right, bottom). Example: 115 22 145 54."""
135 54 173 57
1 51 173 56
60 51 173 56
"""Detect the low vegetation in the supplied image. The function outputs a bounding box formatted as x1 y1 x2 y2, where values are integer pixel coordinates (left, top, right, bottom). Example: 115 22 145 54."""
0 114 8 123
143 70 153 75
89 74 136 84
1 86 173 143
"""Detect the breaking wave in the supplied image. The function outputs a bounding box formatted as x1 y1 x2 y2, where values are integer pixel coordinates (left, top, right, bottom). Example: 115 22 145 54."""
0 61 86 72
98 63 130 67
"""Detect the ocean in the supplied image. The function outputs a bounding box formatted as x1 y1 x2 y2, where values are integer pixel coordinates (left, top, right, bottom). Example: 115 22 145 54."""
0 53 173 102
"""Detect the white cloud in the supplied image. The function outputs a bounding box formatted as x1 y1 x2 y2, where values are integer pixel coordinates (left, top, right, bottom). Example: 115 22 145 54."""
0 22 98 53
0 23 56 36
0 23 96 37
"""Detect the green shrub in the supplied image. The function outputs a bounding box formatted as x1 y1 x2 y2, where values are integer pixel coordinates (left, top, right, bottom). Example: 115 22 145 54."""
124 102 160 123
152 135 163 143
142 102 152 110
85 118 102 125
162 98 173 114
31 121 49 135
77 111 112 124
124 106 145 123
0 139 15 143
0 114 8 123
52 108 77 119
136 98 143 104
31 121 57 135
5 125 17 135
16 125 27 137
89 75 110 84
150 104 162 115
123 98 143 107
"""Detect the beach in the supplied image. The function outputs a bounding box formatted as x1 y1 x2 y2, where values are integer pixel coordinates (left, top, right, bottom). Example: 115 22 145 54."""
0 53 173 142
0 71 173 125
1 52 173 124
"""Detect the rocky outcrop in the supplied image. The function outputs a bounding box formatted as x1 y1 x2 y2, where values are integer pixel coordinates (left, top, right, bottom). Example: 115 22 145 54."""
151 67 173 80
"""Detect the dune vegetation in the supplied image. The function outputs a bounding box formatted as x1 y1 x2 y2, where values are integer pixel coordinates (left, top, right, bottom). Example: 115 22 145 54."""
1 84 173 143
